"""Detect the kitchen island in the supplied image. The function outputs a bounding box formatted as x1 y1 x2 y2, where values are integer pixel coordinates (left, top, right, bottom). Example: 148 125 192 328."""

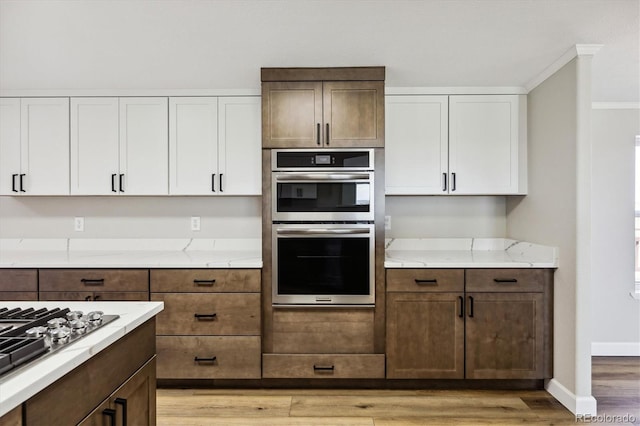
0 301 163 425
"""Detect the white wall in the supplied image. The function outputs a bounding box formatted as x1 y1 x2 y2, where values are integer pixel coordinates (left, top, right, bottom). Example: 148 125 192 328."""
386 196 506 238
0 196 262 239
506 57 596 414
591 107 640 354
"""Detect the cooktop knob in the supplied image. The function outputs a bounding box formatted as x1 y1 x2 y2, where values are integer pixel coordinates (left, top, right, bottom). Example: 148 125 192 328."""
66 311 83 321
46 317 68 329
25 326 47 338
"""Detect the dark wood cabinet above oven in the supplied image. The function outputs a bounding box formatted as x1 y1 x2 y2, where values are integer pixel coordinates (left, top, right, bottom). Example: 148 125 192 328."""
261 67 385 149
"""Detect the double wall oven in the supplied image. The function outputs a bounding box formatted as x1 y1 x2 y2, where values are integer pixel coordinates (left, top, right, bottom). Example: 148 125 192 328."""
271 149 375 306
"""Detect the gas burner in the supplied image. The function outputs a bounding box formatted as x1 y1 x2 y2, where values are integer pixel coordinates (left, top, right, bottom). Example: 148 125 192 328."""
68 319 87 335
86 311 104 326
25 326 47 338
49 326 71 344
46 318 68 329
66 311 83 321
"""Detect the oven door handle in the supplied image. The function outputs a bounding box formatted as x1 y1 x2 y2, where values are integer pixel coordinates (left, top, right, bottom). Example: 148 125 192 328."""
275 173 370 181
276 228 370 235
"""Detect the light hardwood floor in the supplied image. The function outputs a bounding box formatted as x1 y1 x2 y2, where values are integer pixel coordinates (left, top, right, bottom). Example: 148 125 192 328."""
156 357 639 425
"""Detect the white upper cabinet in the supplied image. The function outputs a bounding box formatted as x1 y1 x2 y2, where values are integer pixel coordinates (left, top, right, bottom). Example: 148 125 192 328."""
70 98 119 195
169 96 261 195
0 98 69 195
119 98 169 195
385 96 448 194
218 96 261 195
385 94 526 195
449 95 526 195
70 97 168 195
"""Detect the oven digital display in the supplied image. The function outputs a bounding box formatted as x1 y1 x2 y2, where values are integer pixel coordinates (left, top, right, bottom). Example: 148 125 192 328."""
315 154 331 165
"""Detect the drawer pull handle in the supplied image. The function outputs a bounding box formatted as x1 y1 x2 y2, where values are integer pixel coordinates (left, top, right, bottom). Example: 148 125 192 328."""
114 398 127 426
414 279 437 285
195 356 217 363
81 278 105 286
194 313 217 320
494 278 518 283
194 279 216 286
313 365 335 372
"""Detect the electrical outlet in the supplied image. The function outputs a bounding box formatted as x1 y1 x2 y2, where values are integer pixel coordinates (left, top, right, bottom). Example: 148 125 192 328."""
74 217 84 232
191 216 201 231
384 215 391 231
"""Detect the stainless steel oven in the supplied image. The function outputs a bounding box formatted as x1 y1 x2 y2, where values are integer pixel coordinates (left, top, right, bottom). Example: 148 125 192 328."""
271 149 376 306
272 223 375 306
272 149 374 222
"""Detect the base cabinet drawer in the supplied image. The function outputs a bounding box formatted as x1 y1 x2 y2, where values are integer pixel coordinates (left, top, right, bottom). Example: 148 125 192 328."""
150 269 260 293
39 269 148 292
151 293 260 335
156 336 261 379
262 354 385 379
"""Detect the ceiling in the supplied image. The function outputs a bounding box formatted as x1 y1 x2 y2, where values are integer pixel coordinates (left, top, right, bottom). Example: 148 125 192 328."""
0 0 638 102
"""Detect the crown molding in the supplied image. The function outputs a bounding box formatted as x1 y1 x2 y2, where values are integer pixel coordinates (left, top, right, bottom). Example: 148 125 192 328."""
385 87 527 95
525 44 604 93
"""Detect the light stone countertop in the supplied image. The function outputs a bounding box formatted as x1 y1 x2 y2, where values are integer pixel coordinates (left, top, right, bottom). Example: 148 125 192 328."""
384 238 558 268
0 301 164 417
0 238 262 268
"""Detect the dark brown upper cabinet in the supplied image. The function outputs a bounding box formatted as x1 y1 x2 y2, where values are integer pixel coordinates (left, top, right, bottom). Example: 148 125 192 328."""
261 67 385 148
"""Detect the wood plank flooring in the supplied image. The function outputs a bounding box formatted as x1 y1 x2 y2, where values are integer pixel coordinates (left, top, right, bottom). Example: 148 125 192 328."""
157 357 639 425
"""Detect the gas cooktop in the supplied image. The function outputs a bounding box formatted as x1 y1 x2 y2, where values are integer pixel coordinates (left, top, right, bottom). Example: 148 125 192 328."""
0 307 119 379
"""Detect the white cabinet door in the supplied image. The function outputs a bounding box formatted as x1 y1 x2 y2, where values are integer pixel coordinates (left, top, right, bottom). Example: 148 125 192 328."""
218 96 261 195
385 96 448 194
119 98 168 195
169 97 218 195
70 98 119 195
0 98 21 195
1 98 69 195
449 95 523 195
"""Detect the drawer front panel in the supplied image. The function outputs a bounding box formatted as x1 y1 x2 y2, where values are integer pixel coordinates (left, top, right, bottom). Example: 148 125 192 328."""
262 354 385 379
151 293 260 335
272 308 374 354
156 336 261 379
39 291 148 301
0 269 38 291
150 269 260 293
386 269 464 292
465 269 550 292
39 269 149 292
0 291 38 301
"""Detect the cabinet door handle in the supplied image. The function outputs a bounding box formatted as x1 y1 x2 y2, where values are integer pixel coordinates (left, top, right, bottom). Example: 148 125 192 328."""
94 294 101 301
468 296 474 318
194 313 217 320
219 173 224 192
451 172 457 191
442 173 447 192
19 174 25 192
211 173 216 192
111 174 117 192
119 174 125 192
414 279 437 285
313 365 335 372
103 408 116 426
81 278 105 286
316 123 320 145
326 123 330 146
195 356 217 362
194 279 216 286
114 398 128 426
458 296 464 318
494 278 518 283
11 174 18 192
85 295 92 301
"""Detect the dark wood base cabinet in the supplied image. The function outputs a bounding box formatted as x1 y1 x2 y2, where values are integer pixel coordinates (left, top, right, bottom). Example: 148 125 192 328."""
20 319 156 426
386 268 553 380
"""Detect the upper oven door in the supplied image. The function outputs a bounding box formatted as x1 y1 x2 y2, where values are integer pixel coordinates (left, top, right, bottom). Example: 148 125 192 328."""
272 171 374 222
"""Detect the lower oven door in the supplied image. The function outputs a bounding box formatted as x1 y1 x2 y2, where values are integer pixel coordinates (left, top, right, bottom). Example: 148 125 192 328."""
272 223 375 306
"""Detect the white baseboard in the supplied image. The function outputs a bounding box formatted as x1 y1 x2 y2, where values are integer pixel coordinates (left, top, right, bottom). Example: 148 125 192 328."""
546 379 597 416
592 342 640 356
